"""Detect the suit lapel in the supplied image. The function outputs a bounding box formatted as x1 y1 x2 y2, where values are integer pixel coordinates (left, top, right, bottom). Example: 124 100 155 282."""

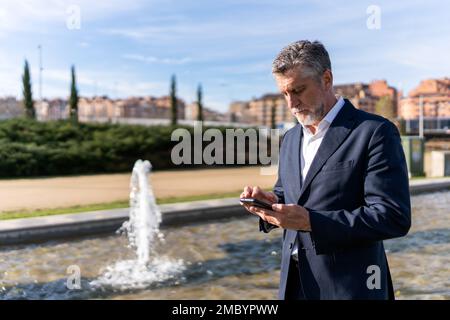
288 124 302 200
297 100 356 202
283 125 302 245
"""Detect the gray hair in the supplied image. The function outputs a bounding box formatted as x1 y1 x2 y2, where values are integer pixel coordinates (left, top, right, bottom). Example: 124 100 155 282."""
272 40 331 79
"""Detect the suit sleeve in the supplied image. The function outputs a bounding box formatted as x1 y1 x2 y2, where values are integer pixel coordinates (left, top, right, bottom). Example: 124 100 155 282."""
308 121 411 254
259 134 286 233
259 174 285 233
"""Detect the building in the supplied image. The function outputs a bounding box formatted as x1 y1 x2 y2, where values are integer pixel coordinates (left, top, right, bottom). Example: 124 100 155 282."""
334 80 398 118
35 99 69 121
78 96 119 122
33 95 187 122
229 101 257 124
185 102 228 122
229 93 294 127
0 97 24 119
229 79 398 126
398 78 450 119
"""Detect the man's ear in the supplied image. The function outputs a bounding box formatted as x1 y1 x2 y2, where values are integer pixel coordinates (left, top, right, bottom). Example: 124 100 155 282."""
322 69 333 90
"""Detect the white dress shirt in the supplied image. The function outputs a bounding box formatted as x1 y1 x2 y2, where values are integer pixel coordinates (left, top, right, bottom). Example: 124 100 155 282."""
291 96 345 260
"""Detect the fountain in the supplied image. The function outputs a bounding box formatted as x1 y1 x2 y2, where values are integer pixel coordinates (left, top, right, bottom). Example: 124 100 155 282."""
122 159 164 264
0 160 448 299
90 159 185 290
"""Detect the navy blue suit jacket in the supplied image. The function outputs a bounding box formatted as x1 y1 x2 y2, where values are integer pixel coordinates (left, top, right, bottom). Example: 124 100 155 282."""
260 99 411 300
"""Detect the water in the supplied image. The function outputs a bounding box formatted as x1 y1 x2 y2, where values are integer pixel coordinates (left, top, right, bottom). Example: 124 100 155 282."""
0 191 448 300
124 159 163 264
90 160 184 291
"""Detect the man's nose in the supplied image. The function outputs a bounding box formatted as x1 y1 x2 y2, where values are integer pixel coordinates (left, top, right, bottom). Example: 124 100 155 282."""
286 94 300 108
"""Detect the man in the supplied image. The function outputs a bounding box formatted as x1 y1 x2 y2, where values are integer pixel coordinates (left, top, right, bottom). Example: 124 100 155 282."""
241 40 411 300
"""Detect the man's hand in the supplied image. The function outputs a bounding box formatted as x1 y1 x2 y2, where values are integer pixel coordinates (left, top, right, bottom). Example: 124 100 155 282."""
248 202 311 231
240 185 278 208
240 186 311 231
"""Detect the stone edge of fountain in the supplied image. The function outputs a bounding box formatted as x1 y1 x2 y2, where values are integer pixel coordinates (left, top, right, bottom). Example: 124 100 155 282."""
0 178 449 246
0 197 246 245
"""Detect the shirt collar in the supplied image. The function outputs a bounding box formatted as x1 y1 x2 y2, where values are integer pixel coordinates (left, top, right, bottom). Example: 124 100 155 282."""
322 96 345 126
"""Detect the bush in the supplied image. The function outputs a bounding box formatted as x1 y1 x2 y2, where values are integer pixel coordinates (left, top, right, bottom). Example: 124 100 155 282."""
0 118 267 178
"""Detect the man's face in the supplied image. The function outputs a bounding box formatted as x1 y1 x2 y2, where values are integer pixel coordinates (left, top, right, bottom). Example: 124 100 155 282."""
274 66 328 126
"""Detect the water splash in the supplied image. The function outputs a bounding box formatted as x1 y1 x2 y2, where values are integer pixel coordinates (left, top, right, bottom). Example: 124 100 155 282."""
91 257 185 291
90 160 185 290
123 159 163 264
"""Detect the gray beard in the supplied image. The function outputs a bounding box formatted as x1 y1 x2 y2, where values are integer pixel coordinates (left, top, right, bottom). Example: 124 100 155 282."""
298 103 326 126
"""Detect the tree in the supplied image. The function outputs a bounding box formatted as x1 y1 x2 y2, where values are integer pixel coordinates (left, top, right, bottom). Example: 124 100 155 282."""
375 95 395 121
271 100 277 129
393 118 406 136
22 60 35 119
69 65 79 123
196 83 203 122
170 74 177 125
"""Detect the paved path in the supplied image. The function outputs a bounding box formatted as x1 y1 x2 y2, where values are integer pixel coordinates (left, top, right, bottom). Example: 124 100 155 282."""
0 167 277 212
1 167 449 213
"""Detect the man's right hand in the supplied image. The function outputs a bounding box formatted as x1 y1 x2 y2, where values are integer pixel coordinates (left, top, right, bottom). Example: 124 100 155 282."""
240 186 278 213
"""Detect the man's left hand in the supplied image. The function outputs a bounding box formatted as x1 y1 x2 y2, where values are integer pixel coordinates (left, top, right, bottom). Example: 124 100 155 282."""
246 203 312 231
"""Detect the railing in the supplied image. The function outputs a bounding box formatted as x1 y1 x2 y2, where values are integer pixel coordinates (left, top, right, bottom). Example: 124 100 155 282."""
405 118 450 135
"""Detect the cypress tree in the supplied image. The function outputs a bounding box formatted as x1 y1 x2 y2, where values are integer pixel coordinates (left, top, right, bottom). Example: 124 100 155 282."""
22 60 35 119
197 83 203 122
170 74 177 125
69 65 79 123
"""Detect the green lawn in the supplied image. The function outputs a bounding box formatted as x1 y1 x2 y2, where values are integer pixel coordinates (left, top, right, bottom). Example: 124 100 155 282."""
0 190 243 221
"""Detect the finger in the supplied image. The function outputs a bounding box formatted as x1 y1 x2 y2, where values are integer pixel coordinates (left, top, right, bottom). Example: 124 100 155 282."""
266 215 280 227
246 205 262 218
266 192 278 203
243 186 252 198
251 206 278 218
251 186 262 198
242 202 250 210
252 207 282 227
264 210 282 226
251 207 280 226
251 208 272 224
242 203 255 213
271 203 284 212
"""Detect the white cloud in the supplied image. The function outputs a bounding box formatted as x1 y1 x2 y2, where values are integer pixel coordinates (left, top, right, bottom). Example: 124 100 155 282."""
386 42 450 73
0 61 169 100
0 0 149 34
99 4 368 44
123 54 192 65
1 0 448 113
207 61 272 75
42 68 169 98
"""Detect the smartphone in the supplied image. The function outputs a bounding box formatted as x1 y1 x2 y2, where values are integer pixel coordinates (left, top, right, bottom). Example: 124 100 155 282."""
240 198 273 210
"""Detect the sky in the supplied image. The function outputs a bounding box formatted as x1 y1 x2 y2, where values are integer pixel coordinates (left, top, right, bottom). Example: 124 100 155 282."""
0 0 449 113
